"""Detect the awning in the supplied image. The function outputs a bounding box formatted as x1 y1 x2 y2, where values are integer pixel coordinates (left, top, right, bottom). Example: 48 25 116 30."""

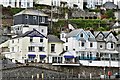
64 55 74 58
40 55 46 58
63 51 76 58
28 54 36 57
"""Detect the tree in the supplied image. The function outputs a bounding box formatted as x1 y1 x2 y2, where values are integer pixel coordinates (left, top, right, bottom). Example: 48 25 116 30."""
105 10 115 19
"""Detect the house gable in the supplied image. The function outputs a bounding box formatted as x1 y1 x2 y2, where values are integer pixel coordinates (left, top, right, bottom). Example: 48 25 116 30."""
95 32 105 41
76 30 89 41
105 32 118 43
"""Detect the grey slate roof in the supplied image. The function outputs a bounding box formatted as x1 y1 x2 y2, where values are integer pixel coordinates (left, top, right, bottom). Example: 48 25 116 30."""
14 9 48 16
65 29 83 38
88 38 96 42
48 35 64 43
103 2 117 9
102 31 110 37
94 31 100 37
13 29 46 39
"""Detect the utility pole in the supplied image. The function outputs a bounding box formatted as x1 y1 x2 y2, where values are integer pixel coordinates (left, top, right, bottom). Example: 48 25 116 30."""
50 0 53 34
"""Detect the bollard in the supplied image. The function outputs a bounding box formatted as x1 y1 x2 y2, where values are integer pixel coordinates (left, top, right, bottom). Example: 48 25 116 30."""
78 74 80 78
31 75 34 80
41 72 44 80
37 74 39 80
90 73 92 79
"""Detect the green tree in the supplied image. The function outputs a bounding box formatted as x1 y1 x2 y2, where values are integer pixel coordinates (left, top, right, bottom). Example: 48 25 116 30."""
105 10 115 19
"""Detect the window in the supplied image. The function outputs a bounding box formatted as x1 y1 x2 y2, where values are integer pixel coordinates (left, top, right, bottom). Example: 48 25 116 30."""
90 43 93 47
25 15 29 19
66 38 68 42
40 38 43 42
52 57 57 63
39 47 44 52
18 46 19 52
81 33 83 37
41 17 45 23
30 37 33 42
27 2 30 7
28 46 35 52
90 53 92 59
100 45 102 48
87 53 89 58
81 53 84 59
12 47 14 52
33 16 37 20
12 40 14 43
51 44 55 52
109 36 112 38
9 0 11 4
18 39 19 43
81 42 84 47
62 34 64 38
41 29 44 33
66 46 68 51
111 43 113 48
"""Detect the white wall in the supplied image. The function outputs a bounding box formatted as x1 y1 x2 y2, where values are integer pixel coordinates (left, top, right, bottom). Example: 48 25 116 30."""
7 36 48 63
48 42 64 56
79 60 119 67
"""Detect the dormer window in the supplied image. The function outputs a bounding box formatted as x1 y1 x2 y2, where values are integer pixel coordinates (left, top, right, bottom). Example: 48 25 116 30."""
81 33 83 37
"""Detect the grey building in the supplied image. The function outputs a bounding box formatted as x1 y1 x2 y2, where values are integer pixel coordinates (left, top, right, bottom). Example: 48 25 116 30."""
12 9 49 36
95 31 119 61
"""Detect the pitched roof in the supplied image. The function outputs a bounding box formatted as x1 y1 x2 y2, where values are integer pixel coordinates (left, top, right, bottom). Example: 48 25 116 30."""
102 31 110 37
14 9 48 16
103 2 117 9
94 31 100 37
65 29 83 38
112 21 120 28
88 38 96 42
48 35 64 43
117 34 120 44
13 29 46 39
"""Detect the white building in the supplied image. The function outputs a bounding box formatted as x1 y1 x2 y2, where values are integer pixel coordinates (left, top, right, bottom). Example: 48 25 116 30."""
0 29 64 63
1 29 48 63
34 0 84 10
0 0 33 8
60 29 98 63
86 0 119 9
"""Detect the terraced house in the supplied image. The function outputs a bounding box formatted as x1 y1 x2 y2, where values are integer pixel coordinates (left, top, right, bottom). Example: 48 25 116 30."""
60 29 120 67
